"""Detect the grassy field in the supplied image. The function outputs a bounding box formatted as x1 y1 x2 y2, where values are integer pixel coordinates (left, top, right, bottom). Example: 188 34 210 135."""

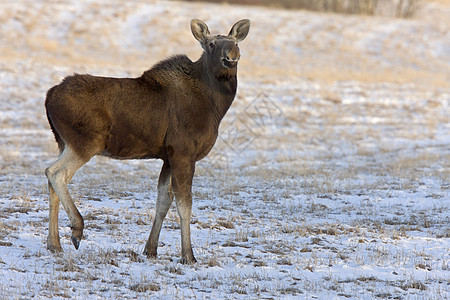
0 0 449 298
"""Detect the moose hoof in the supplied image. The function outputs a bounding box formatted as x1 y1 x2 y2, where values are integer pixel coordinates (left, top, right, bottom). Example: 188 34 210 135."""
71 228 83 250
72 235 81 250
143 248 157 258
47 243 63 254
179 256 197 265
47 236 63 253
71 235 81 250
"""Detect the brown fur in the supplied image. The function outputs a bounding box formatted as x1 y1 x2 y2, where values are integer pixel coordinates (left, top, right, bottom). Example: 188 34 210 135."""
44 19 250 264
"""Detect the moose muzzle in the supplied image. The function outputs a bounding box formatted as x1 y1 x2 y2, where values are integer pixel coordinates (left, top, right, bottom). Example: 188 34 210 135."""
222 48 240 68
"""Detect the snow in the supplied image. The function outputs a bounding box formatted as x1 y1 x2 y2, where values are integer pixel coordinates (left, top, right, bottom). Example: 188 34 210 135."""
0 0 449 299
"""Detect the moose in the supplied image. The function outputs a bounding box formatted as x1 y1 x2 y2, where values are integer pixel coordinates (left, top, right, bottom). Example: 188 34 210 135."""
44 19 250 264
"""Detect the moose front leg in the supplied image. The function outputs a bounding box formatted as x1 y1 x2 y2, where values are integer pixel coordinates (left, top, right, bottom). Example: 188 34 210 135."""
171 157 196 264
144 160 173 258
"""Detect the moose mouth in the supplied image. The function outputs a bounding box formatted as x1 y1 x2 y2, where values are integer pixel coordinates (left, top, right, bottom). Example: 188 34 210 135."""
222 58 238 69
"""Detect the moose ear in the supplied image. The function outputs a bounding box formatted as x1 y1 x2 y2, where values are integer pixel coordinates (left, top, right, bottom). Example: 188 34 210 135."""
191 19 211 45
228 19 250 43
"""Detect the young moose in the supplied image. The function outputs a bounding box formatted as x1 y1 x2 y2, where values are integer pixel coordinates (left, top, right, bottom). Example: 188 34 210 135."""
45 19 250 264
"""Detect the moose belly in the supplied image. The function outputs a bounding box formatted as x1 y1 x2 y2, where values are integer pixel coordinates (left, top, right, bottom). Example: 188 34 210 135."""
103 132 166 160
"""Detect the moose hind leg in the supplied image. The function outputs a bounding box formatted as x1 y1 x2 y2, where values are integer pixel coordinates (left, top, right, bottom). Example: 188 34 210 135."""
144 160 173 258
45 145 90 251
47 182 62 252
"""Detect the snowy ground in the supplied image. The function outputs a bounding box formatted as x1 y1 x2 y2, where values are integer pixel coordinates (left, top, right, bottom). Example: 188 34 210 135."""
0 0 449 299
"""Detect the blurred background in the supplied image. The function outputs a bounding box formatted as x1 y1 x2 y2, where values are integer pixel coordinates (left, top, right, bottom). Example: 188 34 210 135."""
1 0 449 88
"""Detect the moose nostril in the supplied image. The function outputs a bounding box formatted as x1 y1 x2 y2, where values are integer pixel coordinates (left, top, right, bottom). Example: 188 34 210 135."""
225 55 239 62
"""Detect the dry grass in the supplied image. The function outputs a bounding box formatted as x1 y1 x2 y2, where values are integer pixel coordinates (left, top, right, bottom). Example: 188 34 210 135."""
185 0 424 18
1 0 449 88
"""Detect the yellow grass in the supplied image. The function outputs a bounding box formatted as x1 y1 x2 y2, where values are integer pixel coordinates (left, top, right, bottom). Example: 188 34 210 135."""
1 0 449 88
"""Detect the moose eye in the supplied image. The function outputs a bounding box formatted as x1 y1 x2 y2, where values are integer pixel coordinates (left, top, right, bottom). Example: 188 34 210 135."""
209 42 215 49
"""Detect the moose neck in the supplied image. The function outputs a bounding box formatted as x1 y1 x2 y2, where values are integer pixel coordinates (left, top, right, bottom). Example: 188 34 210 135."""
195 53 238 123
